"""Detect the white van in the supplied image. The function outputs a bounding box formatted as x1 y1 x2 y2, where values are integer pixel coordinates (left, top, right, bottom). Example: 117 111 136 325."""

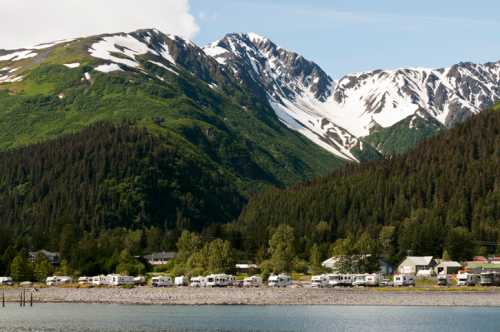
152 276 173 287
393 274 416 287
190 276 206 287
243 275 262 287
0 277 14 286
268 274 292 287
175 276 189 286
46 276 73 286
311 275 328 288
457 272 479 286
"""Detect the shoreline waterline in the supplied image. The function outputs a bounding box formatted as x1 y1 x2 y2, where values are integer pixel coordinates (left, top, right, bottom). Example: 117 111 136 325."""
2 287 500 306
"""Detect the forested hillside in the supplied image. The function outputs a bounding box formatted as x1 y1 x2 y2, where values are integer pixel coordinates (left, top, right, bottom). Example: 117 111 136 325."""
234 107 500 265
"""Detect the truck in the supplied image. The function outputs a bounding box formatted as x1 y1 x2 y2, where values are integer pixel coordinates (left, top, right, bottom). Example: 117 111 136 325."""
46 276 73 286
151 276 173 287
393 274 416 287
243 275 262 287
268 274 292 288
456 272 480 286
311 275 328 288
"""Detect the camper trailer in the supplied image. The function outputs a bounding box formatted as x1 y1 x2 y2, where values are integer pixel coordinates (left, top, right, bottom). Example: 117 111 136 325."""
0 277 14 286
175 276 189 286
437 274 452 286
268 274 292 287
107 274 135 286
92 275 108 286
365 274 381 287
352 274 368 287
243 275 262 287
152 276 173 287
341 274 354 287
480 271 500 286
311 275 328 288
393 274 416 287
190 276 206 287
457 272 479 286
46 276 73 286
205 274 235 287
134 276 146 286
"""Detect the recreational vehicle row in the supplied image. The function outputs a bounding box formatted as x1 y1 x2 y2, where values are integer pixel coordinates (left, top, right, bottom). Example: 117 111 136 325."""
311 274 382 287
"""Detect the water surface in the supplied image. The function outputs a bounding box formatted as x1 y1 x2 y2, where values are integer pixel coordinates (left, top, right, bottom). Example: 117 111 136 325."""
0 304 499 331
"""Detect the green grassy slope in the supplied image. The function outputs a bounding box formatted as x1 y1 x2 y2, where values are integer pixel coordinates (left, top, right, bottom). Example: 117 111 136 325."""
0 37 343 195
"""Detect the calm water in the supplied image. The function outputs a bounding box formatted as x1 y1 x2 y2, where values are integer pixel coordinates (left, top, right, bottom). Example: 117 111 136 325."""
0 304 499 332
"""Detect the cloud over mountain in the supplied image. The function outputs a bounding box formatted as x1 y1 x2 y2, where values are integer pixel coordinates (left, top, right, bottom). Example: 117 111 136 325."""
0 0 199 49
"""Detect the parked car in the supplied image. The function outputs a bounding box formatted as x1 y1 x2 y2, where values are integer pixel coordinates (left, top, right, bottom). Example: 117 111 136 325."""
0 277 14 286
457 272 479 286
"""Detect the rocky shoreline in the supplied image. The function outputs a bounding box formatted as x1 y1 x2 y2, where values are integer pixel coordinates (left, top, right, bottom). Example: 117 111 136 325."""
3 287 500 306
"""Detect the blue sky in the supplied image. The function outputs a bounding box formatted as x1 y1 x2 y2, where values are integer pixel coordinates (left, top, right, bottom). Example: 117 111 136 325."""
190 0 500 78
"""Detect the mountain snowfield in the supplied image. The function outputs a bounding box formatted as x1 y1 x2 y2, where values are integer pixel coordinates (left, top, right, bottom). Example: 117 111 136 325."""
1 29 499 161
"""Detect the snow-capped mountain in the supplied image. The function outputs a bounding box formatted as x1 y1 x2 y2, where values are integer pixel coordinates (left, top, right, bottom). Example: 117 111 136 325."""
1 29 498 161
204 33 500 160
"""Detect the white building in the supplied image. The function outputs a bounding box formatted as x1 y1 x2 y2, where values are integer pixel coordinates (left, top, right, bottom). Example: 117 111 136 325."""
398 256 436 275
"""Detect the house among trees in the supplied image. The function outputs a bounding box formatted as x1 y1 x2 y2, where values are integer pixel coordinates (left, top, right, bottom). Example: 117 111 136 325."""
29 250 60 266
397 256 436 275
143 251 177 266
321 255 393 274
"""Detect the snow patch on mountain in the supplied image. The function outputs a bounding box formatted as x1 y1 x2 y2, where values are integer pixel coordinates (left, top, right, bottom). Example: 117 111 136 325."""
0 50 38 62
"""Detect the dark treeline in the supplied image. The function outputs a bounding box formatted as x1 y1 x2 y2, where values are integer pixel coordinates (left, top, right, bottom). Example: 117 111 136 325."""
233 108 500 265
0 122 244 276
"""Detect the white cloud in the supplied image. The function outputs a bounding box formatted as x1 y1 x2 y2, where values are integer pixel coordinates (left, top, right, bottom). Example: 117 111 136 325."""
0 0 199 49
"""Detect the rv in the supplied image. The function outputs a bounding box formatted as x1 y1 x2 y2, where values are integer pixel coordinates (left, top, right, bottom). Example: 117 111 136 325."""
437 274 452 286
46 276 73 286
393 274 416 287
92 275 108 286
341 274 354 287
205 274 235 287
107 274 135 286
134 276 146 286
175 276 189 286
326 274 342 287
78 277 92 285
365 274 381 287
480 271 500 286
311 275 328 288
352 274 368 287
190 276 206 287
0 277 14 286
243 275 263 287
268 274 292 288
152 276 173 287
457 272 479 286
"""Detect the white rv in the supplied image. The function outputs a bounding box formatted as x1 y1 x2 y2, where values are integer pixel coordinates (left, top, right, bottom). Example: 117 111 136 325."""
92 275 108 286
134 276 146 285
78 276 92 285
152 276 173 287
311 275 328 288
46 276 73 286
352 274 368 287
326 274 342 287
190 276 206 287
457 272 479 286
205 274 235 287
480 271 500 286
365 274 381 287
0 277 14 286
340 274 354 287
393 274 416 287
268 274 292 287
175 276 189 286
107 274 135 286
243 275 262 287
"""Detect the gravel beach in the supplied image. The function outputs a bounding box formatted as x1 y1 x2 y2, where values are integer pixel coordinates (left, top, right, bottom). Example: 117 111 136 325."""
4 287 500 306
